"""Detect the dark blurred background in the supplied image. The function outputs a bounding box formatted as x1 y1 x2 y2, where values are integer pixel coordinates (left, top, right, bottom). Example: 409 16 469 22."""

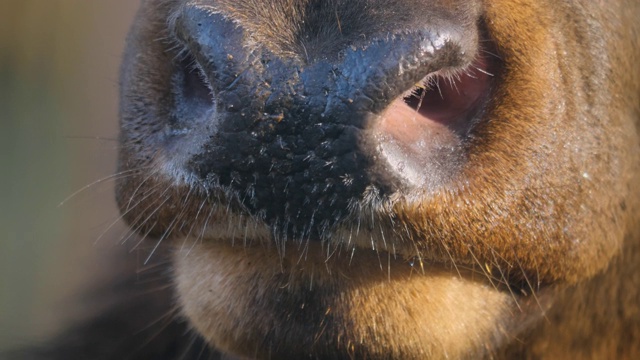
0 1 139 350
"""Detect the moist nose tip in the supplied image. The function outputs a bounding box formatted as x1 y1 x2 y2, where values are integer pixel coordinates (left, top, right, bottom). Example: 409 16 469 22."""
178 6 479 235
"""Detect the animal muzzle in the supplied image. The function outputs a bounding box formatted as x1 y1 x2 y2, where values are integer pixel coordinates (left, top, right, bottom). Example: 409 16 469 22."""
171 4 491 238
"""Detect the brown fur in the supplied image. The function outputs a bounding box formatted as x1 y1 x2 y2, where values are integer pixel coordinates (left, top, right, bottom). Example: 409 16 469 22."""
116 0 640 358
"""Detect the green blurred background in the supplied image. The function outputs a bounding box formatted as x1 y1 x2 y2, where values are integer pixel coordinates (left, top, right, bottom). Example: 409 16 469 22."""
0 1 139 349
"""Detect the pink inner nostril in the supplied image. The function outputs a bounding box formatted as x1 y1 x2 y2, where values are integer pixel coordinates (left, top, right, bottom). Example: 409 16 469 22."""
402 55 493 127
374 53 495 189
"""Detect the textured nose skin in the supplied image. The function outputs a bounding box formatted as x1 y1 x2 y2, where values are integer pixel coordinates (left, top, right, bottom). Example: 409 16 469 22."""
175 5 477 237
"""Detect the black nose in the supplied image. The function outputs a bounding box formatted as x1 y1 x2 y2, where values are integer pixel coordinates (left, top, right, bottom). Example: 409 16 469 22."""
173 4 477 238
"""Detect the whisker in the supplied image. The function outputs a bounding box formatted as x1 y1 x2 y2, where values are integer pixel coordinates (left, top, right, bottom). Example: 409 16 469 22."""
491 249 522 311
58 167 148 207
124 188 172 246
473 65 495 77
126 167 162 212
94 181 164 245
133 306 182 354
180 198 209 252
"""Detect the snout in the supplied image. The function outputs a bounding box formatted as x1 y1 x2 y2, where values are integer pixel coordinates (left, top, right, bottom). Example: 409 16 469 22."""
167 4 493 238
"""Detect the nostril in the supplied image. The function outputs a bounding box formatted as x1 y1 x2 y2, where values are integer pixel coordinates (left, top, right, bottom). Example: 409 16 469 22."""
173 4 250 92
167 52 216 134
179 54 215 107
373 43 498 190
337 28 480 115
401 51 494 133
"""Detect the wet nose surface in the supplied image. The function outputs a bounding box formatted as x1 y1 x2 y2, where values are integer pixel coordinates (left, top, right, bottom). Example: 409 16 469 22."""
173 5 482 237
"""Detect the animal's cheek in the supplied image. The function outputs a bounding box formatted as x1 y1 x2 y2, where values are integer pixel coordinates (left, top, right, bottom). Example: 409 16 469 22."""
174 241 554 359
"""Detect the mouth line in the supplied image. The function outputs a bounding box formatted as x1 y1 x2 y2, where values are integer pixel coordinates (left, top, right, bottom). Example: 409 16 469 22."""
183 215 521 284
177 231 537 298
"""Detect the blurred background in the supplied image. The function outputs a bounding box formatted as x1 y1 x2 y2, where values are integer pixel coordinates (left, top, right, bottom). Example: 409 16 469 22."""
0 0 139 350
